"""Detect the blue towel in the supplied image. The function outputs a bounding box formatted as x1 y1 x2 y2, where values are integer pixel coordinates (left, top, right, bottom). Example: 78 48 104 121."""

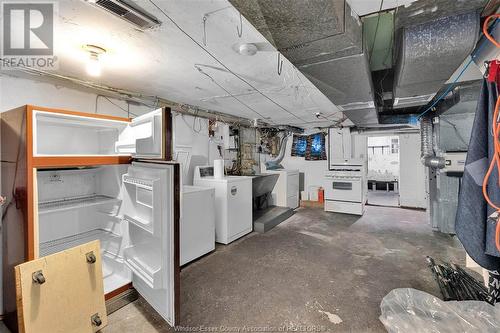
455 79 500 270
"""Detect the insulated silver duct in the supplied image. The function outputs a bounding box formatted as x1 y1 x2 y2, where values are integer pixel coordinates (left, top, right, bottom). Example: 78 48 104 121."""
229 0 377 126
421 117 433 158
393 11 480 108
265 134 290 169
420 117 445 169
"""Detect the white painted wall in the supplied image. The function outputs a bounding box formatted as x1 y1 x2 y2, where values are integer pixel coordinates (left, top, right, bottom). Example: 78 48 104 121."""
0 76 152 117
280 131 329 196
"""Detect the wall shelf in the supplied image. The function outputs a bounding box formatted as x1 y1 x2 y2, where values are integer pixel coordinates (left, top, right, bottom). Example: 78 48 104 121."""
38 195 121 215
39 228 123 257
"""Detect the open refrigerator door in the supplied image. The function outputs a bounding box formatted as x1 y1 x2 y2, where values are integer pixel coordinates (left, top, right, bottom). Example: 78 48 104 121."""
121 161 177 326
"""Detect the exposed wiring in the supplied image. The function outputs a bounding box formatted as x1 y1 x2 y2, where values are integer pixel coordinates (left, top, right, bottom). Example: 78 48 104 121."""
440 118 468 146
237 12 243 38
417 18 499 119
194 64 274 123
291 66 343 125
148 0 307 123
95 94 139 117
202 5 232 46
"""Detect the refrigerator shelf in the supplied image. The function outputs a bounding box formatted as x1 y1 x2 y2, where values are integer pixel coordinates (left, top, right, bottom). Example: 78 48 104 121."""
38 194 121 215
123 175 158 190
123 243 162 289
39 228 123 257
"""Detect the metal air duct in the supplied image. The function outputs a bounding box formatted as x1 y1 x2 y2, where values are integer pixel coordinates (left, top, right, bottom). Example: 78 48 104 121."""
265 134 290 169
393 11 480 108
229 0 377 126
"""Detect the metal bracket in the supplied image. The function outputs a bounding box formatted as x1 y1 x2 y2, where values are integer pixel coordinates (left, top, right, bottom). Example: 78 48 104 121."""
91 313 102 327
237 13 243 38
277 53 283 75
32 270 45 284
86 251 96 264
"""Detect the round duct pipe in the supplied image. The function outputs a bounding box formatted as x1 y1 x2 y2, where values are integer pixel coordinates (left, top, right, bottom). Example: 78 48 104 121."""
420 116 445 169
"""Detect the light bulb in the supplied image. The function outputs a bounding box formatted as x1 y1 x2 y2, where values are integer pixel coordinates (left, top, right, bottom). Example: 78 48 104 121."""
86 53 101 77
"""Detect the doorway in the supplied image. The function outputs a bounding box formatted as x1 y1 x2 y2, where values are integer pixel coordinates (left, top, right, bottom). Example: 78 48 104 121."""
366 136 400 207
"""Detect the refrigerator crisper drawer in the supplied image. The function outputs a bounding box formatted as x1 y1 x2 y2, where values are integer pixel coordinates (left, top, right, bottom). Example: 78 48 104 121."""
122 174 161 235
123 243 162 289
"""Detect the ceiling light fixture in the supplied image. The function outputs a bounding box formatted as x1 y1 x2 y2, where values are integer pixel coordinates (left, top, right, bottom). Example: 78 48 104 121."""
83 44 106 77
237 43 258 56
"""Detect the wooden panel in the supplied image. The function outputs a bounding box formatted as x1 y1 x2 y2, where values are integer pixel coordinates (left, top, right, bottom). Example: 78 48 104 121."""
26 105 130 122
173 163 180 324
104 283 132 301
15 241 108 333
32 169 39 259
164 107 173 161
1 106 29 331
32 156 131 168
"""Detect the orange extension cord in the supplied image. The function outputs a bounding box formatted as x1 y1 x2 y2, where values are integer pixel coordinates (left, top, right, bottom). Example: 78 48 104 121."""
481 15 500 251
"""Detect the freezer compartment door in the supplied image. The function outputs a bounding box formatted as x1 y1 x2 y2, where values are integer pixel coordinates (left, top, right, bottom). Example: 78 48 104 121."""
121 162 177 326
15 241 108 333
115 108 168 159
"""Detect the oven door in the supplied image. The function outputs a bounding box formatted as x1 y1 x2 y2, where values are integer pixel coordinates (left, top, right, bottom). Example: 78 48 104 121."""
324 177 362 202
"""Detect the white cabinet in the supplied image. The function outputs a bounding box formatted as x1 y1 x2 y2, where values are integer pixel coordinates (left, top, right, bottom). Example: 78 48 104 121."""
264 168 300 209
328 127 352 167
181 186 215 265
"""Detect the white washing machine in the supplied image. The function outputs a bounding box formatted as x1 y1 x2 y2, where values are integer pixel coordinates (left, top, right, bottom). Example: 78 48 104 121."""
193 166 252 244
181 185 215 265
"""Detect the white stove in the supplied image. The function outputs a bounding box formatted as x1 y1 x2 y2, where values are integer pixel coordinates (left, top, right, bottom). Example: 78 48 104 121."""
324 160 366 215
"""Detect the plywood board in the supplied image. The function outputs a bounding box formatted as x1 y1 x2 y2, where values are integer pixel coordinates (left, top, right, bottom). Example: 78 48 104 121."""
15 240 108 333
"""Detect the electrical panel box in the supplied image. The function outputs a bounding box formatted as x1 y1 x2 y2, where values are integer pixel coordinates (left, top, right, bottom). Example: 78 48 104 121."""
444 152 467 173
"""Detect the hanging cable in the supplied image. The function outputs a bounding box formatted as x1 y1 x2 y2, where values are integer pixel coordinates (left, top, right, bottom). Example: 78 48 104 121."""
479 15 500 252
418 18 499 119
484 14 500 48
237 13 243 38
201 6 232 46
194 65 275 123
202 16 208 46
148 0 307 123
277 53 283 75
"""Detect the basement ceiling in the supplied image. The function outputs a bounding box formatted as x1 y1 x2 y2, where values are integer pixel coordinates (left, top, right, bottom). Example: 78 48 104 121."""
1 0 346 128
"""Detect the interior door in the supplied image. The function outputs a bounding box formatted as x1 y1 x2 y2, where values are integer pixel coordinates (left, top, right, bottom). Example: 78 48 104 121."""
399 133 427 208
121 161 179 326
116 108 170 160
15 241 108 333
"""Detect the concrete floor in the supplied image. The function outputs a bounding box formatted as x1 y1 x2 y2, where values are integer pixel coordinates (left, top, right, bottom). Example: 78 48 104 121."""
101 205 464 333
367 190 400 207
